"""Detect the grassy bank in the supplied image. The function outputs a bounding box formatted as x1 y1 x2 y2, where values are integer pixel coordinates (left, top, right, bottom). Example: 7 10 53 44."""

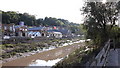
53 41 101 68
1 37 82 60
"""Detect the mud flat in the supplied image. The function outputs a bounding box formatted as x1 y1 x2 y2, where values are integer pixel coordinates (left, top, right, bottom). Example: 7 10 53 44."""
2 42 85 67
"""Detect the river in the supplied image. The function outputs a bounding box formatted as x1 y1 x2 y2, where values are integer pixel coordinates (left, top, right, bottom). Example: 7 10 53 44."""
2 40 85 67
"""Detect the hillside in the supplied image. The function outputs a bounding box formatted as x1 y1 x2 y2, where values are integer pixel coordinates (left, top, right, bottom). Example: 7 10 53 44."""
1 10 84 34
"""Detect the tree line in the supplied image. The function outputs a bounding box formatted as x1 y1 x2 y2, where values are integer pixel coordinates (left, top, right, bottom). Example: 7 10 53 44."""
0 10 84 34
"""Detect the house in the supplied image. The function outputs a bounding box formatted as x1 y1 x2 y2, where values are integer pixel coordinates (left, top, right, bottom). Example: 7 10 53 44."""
47 30 62 38
14 25 28 37
2 23 15 36
47 29 72 38
28 31 41 38
28 27 47 37
14 21 28 37
57 29 72 37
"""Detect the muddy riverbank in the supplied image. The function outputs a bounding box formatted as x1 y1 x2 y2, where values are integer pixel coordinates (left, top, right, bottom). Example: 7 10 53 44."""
1 39 85 64
2 42 85 67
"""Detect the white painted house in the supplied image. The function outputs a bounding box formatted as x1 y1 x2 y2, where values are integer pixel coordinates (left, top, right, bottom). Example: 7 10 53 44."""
47 30 62 38
28 31 41 38
49 32 62 38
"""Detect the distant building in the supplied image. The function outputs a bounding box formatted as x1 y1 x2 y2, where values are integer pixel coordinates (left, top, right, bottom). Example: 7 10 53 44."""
14 25 28 37
47 29 72 38
27 27 47 37
28 31 41 38
47 30 62 38
19 21 24 26
2 23 15 36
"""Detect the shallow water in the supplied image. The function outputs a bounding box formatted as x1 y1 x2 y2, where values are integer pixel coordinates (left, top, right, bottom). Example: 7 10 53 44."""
2 40 85 67
29 58 63 66
27 40 85 67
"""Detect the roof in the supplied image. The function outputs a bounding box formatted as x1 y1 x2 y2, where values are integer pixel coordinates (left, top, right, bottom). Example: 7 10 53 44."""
47 29 71 34
14 25 21 28
58 29 70 34
28 31 41 35
47 29 59 32
53 32 62 34
14 25 27 29
28 27 44 31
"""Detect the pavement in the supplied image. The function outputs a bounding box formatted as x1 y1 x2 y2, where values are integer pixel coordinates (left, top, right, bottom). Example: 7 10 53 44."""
105 49 120 66
118 49 120 66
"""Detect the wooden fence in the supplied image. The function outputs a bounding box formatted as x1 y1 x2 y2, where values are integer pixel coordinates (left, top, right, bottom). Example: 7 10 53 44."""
87 40 111 67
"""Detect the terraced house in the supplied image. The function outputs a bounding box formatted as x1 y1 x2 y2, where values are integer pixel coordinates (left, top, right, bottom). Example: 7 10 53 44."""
2 22 73 39
2 23 15 36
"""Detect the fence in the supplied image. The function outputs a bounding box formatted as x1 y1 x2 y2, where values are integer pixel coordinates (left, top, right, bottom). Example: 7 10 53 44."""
90 40 111 66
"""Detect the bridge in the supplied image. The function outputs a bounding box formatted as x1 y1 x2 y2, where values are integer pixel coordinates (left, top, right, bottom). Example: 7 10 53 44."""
86 39 120 67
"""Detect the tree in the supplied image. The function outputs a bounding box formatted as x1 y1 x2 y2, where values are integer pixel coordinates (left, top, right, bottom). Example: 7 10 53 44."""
1 10 84 35
19 13 36 26
36 18 44 26
82 2 120 45
2 11 20 24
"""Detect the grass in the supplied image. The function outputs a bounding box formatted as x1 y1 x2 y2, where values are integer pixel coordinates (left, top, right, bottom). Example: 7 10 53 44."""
53 41 100 68
1 42 46 59
1 38 83 59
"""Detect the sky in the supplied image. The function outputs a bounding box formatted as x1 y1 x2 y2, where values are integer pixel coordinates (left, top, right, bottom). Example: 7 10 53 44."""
0 0 85 24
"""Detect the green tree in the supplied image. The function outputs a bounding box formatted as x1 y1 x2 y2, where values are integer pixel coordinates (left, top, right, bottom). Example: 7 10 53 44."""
19 13 36 26
82 2 120 45
2 11 20 24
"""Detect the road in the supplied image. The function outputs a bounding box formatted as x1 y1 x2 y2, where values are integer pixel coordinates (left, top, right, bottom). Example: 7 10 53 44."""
105 49 120 66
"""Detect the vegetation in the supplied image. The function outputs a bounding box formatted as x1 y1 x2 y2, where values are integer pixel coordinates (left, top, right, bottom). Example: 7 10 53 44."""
53 42 100 68
82 2 120 46
1 37 81 59
1 1 120 67
54 1 120 67
1 10 84 35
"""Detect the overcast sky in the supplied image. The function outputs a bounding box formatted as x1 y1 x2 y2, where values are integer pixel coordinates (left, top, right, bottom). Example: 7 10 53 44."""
0 0 85 24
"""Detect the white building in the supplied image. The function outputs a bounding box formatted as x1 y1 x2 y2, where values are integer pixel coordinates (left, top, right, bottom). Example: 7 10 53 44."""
48 32 62 38
28 31 41 38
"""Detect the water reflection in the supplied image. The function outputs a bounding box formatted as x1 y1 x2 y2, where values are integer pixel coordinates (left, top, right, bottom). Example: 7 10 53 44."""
29 58 63 66
28 40 85 67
